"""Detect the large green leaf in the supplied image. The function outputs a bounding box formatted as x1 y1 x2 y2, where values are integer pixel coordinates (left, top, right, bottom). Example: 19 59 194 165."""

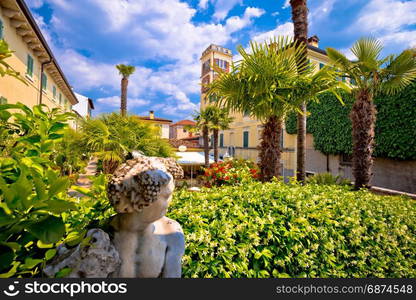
48 177 70 198
26 215 65 244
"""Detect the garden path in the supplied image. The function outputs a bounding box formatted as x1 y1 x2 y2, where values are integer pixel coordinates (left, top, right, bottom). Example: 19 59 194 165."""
68 157 98 197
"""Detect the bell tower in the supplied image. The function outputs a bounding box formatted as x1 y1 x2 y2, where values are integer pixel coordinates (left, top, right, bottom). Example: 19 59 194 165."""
200 44 233 110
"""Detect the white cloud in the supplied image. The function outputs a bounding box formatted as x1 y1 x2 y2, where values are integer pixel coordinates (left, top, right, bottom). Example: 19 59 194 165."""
282 0 290 9
27 0 45 8
212 0 243 21
29 0 264 118
252 22 294 43
96 96 150 108
198 0 209 10
354 0 416 34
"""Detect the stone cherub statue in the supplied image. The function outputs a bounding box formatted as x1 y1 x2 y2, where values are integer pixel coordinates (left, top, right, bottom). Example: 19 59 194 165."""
108 156 185 278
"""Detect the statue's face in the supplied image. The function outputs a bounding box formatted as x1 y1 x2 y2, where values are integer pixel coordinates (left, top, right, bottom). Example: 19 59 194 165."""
135 177 175 223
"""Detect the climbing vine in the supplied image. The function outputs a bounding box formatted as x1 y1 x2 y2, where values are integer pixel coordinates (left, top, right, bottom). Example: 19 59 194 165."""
285 82 416 160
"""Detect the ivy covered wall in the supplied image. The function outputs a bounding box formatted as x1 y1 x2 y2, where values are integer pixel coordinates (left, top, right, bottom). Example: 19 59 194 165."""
285 82 416 160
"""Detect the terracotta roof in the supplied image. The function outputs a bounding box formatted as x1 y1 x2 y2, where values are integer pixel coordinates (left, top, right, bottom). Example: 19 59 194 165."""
170 120 196 127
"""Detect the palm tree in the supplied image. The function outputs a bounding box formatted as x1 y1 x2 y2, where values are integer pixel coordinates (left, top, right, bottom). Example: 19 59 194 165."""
82 119 127 173
327 38 416 189
208 37 344 181
193 108 212 167
290 0 309 183
206 106 234 162
116 64 136 117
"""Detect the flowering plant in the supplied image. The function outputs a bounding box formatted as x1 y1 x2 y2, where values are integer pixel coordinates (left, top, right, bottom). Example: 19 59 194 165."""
203 159 259 187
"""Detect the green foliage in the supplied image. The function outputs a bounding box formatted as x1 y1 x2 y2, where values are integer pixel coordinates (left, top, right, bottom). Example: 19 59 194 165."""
207 36 346 121
170 181 416 278
116 64 136 78
82 113 173 173
54 128 88 176
285 82 416 159
203 159 259 186
0 40 26 83
306 173 351 186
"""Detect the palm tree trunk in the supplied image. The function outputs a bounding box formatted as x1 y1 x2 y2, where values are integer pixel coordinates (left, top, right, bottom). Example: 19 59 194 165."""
258 115 282 182
120 77 128 116
203 126 210 167
213 129 219 162
351 89 376 190
290 0 308 183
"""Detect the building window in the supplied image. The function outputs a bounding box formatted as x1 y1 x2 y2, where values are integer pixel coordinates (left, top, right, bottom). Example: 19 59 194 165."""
243 131 249 148
0 18 3 39
319 63 325 70
214 58 229 71
26 55 34 77
0 96 7 104
41 72 47 91
183 128 187 133
53 86 57 100
219 133 224 148
59 93 62 104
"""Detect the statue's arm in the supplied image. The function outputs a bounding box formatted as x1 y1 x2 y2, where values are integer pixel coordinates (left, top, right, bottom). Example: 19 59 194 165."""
162 232 185 278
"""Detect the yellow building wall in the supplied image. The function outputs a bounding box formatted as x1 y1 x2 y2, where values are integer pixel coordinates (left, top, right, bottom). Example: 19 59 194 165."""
0 7 71 113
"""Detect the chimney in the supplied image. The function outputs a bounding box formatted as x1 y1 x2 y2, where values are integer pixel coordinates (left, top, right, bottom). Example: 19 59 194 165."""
307 35 319 47
149 110 155 120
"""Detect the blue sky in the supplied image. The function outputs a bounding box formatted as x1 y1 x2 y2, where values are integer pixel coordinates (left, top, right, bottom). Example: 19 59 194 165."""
26 0 416 121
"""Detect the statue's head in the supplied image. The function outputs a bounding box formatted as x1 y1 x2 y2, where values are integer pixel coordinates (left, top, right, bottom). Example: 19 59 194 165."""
108 157 183 217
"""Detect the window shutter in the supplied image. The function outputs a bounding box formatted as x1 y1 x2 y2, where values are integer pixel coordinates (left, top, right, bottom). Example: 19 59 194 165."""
243 131 249 148
0 19 3 39
27 55 34 77
220 133 224 147
41 73 47 90
319 63 325 70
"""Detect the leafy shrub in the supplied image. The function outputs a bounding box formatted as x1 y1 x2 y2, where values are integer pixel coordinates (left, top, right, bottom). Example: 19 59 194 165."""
306 173 351 186
285 83 416 160
0 103 79 277
82 113 174 173
0 103 114 278
203 159 259 187
169 181 416 278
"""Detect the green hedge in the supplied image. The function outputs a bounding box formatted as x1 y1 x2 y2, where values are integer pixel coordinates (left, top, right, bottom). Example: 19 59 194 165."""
169 182 416 278
285 82 416 160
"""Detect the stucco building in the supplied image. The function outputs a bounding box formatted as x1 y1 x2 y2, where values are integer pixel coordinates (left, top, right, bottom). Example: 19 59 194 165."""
0 0 78 116
73 92 94 119
136 111 172 139
169 120 196 140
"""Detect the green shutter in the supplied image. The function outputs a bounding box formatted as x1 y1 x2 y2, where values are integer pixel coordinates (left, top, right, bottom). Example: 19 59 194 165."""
27 55 34 77
220 133 224 147
0 19 4 39
319 63 325 70
41 73 47 90
59 93 62 104
53 86 56 99
243 131 249 148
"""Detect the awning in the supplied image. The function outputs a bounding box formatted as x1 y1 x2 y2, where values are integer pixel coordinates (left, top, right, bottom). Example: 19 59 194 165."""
176 152 214 165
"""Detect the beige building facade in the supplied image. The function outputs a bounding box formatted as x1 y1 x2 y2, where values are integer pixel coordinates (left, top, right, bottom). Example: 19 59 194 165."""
0 0 78 115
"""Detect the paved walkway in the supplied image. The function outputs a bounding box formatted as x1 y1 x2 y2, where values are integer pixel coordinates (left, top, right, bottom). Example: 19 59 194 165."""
68 157 98 197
